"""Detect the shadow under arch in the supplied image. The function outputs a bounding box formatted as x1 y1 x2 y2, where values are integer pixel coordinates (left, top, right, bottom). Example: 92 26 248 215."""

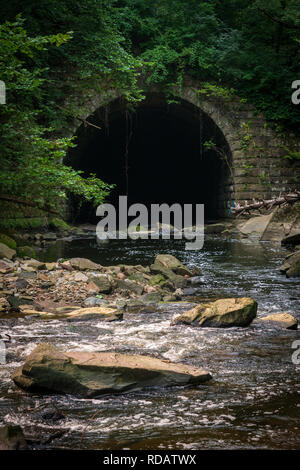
66 92 233 223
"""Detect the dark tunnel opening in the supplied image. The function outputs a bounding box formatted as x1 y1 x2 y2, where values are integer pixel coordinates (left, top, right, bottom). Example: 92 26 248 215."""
66 93 233 225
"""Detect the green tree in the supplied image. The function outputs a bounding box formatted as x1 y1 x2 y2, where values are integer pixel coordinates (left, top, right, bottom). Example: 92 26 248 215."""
0 16 113 214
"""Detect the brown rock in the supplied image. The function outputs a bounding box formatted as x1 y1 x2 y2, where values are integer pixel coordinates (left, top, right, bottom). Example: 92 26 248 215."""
12 343 212 397
173 297 258 328
260 313 298 330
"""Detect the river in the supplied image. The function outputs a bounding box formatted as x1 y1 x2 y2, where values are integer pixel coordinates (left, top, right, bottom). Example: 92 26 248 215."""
0 235 299 449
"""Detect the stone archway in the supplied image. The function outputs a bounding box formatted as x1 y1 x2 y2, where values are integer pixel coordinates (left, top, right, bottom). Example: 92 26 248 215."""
65 79 300 222
66 91 235 222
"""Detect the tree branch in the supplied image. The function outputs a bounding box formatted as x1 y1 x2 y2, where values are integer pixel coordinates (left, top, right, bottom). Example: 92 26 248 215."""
232 191 300 217
56 104 102 131
259 7 300 30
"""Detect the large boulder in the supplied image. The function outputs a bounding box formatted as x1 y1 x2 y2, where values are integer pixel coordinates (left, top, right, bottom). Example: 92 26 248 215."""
280 250 300 278
0 242 16 260
259 313 298 330
12 343 212 397
0 426 27 450
150 264 188 289
173 297 257 328
69 258 102 271
154 254 193 277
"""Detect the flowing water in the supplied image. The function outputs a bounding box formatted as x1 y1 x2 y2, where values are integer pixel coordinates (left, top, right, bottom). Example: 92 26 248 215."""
0 236 299 449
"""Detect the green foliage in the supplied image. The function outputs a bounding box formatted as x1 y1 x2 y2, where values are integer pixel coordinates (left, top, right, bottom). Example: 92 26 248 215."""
0 217 48 231
0 16 115 214
283 149 300 161
197 83 235 100
17 245 37 259
116 0 300 129
48 218 70 231
0 0 299 219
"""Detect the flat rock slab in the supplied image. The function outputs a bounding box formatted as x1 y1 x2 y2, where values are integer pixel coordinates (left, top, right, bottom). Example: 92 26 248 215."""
21 306 122 322
259 313 298 330
69 258 102 271
173 297 257 328
12 343 212 397
239 214 273 237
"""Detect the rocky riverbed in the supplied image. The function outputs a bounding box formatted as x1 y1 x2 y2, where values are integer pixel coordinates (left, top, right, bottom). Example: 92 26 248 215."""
0 232 299 450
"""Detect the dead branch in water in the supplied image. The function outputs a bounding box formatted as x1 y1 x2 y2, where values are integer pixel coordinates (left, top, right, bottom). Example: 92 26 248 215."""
232 190 300 217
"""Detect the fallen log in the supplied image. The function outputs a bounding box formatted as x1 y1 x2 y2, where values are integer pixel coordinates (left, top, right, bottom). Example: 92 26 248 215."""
232 190 300 217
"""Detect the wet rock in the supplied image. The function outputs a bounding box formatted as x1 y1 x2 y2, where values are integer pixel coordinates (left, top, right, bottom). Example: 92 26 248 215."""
163 294 177 302
74 272 89 282
281 232 300 246
0 242 16 260
280 250 300 278
182 287 198 296
15 278 29 289
7 295 34 309
173 297 257 328
155 254 193 276
115 278 143 295
63 306 122 321
0 259 14 274
0 297 10 311
45 262 57 271
0 425 28 450
12 343 212 397
17 246 36 259
141 292 162 304
117 272 126 280
23 259 46 271
69 257 102 271
55 306 81 313
60 260 73 271
190 276 205 286
259 313 298 330
86 281 100 294
89 274 112 294
83 296 109 307
42 232 57 241
239 214 274 239
205 223 227 234
149 274 166 286
17 271 36 279
39 406 65 422
150 264 188 289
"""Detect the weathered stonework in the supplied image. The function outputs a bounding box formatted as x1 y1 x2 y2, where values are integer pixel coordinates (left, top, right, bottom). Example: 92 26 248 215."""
64 78 299 217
